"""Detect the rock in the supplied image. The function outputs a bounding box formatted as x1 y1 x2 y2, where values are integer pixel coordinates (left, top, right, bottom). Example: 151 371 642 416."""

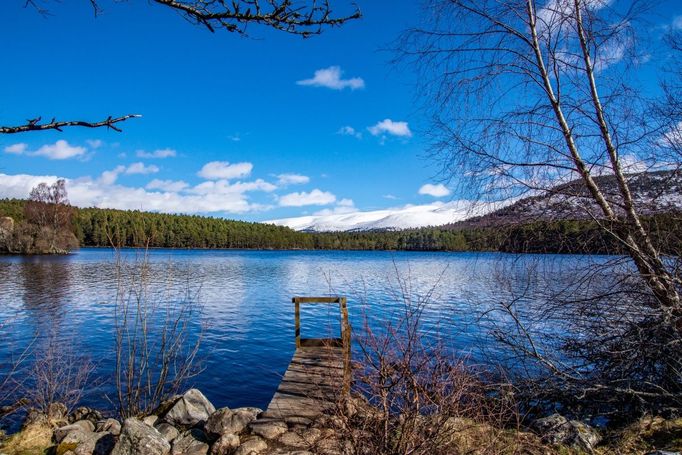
209 433 240 455
531 414 601 452
73 432 116 455
155 422 180 442
70 407 103 425
206 408 257 437
232 408 262 420
96 419 121 436
248 420 288 440
54 420 96 443
164 389 216 428
233 436 268 455
111 417 171 455
278 428 321 449
48 402 69 421
143 415 159 427
171 429 209 455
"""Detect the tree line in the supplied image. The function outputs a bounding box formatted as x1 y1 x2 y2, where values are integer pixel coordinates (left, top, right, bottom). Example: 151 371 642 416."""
1 197 680 254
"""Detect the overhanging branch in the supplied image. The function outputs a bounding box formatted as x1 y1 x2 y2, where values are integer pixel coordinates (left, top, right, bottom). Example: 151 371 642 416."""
0 114 141 134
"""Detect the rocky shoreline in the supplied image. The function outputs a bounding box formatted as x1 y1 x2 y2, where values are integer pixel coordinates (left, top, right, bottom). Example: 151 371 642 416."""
1 388 680 455
1 389 350 455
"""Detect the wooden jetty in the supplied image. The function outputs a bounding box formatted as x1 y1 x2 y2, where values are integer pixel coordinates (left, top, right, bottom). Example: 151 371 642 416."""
263 296 351 421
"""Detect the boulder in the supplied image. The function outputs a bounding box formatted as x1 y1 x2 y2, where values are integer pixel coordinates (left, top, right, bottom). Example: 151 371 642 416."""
231 408 262 420
278 428 321 449
531 414 601 452
209 433 240 455
164 389 215 428
206 408 257 437
171 429 209 455
54 420 96 443
96 419 121 436
144 415 159 427
233 436 268 455
248 420 288 440
70 407 103 425
111 417 171 455
155 422 180 442
73 432 116 455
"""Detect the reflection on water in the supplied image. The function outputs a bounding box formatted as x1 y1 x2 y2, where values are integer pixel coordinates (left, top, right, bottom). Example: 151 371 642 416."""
0 248 619 424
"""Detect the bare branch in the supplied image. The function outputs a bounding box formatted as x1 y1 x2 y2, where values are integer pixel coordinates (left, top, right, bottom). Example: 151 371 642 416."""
0 114 141 134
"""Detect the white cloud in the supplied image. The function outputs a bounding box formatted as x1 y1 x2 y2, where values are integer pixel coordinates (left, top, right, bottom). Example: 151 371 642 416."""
189 179 276 195
136 148 177 159
0 172 273 215
99 166 126 185
314 198 356 215
146 179 189 192
4 143 28 154
383 194 398 200
198 161 253 180
86 139 103 149
125 162 160 175
368 119 412 138
4 140 87 160
337 126 362 139
418 183 451 198
277 173 310 186
279 189 336 207
296 66 365 90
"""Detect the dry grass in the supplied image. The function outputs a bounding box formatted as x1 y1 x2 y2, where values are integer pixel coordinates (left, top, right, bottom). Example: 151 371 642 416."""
0 421 53 455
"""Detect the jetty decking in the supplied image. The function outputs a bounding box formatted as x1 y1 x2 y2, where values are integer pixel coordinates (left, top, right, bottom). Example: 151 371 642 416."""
263 297 351 421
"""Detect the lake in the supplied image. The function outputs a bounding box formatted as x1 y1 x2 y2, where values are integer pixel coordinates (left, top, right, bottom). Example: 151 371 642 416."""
0 248 619 427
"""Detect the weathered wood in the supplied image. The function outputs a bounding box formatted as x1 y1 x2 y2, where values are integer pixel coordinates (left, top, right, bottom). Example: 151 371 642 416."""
266 345 345 420
266 296 351 421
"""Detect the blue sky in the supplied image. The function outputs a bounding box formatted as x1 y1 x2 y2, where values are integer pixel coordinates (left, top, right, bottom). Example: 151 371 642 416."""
0 0 448 222
1 1 682 224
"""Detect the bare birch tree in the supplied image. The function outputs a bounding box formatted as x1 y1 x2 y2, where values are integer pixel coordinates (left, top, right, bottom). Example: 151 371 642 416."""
400 0 681 414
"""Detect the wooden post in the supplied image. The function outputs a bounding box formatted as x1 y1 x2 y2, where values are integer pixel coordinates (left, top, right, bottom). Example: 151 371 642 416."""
340 296 351 394
293 297 301 349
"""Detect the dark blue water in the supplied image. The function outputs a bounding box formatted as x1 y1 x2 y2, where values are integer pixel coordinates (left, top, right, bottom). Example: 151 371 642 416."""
0 248 621 426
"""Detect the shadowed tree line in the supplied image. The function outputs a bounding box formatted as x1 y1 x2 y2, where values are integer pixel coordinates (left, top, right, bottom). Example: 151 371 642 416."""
1 196 681 254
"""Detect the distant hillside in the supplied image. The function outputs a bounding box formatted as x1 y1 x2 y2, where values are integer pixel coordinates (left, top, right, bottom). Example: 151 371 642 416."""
445 170 682 230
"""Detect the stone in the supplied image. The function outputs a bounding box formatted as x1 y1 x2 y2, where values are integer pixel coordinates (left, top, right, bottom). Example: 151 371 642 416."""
73 432 116 455
279 428 322 449
54 421 96 443
48 403 69 421
111 417 171 455
70 407 103 425
144 415 159 427
96 419 121 436
248 420 288 440
206 408 257 437
171 429 209 455
164 389 216 428
155 422 180 442
231 408 262 420
209 433 240 455
233 436 268 455
531 414 601 452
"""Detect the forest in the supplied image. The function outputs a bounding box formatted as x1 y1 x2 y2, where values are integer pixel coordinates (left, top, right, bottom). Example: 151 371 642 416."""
1 197 680 254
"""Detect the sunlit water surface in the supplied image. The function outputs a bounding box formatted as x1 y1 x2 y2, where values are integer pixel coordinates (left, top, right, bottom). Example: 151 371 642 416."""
0 248 619 428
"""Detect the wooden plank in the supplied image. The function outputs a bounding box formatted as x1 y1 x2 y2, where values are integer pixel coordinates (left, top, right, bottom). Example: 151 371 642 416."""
292 296 342 304
266 345 345 420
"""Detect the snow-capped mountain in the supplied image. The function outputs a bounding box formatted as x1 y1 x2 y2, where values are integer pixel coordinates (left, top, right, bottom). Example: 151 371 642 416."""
451 170 682 229
268 170 682 233
266 200 509 232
